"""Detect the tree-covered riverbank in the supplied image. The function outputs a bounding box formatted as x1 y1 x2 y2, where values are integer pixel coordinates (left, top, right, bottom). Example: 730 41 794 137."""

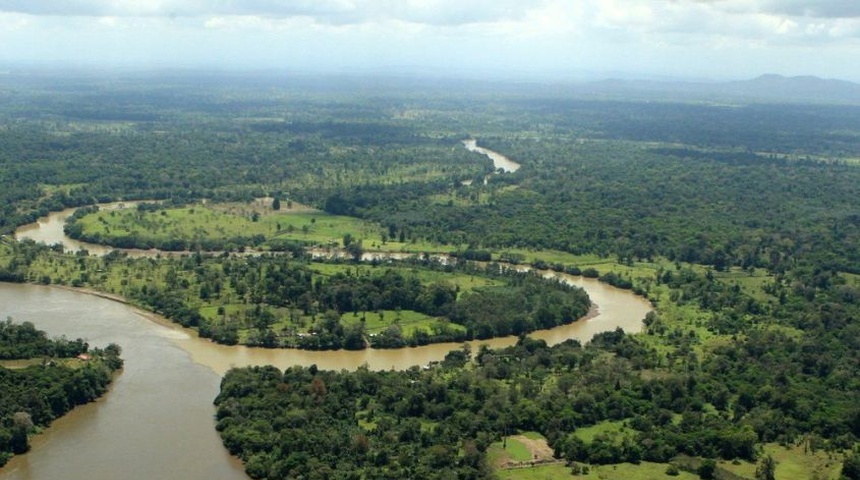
0 320 122 466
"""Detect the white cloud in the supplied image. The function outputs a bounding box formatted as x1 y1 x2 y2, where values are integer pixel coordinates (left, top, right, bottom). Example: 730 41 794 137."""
0 0 857 80
758 0 860 18
0 0 548 25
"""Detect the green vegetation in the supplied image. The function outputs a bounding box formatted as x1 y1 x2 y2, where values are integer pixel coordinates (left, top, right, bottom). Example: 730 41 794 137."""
217 259 860 477
496 462 701 480
1 73 860 478
0 319 122 466
65 201 385 251
0 317 89 359
4 244 589 350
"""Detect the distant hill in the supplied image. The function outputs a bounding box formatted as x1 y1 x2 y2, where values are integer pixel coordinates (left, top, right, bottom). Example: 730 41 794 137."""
717 74 860 103
575 74 860 105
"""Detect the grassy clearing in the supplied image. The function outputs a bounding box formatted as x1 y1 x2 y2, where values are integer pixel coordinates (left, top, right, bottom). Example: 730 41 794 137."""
75 201 382 248
572 420 630 444
495 463 571 480
341 309 440 336
489 432 556 469
508 438 534 462
74 199 470 253
498 428 837 480
502 248 614 268
717 442 844 480
713 267 775 303
0 359 44 369
488 440 531 466
496 461 700 480
371 238 463 254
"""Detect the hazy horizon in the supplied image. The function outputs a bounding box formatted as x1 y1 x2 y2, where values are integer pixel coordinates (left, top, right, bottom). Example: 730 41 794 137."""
1 1 859 83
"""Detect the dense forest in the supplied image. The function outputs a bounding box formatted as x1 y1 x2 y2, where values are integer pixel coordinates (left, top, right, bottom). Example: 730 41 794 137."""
216 260 860 479
0 319 122 466
1 73 859 479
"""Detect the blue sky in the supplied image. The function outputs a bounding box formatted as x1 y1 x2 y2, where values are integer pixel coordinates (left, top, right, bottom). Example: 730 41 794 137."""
1 0 858 81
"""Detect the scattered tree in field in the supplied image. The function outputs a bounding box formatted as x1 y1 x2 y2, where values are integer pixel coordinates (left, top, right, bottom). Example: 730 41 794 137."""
755 455 776 480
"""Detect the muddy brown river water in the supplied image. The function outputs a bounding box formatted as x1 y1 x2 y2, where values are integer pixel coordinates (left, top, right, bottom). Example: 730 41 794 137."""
5 155 651 478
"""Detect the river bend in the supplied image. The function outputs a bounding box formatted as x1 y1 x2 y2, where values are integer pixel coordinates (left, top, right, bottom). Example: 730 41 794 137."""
5 189 651 479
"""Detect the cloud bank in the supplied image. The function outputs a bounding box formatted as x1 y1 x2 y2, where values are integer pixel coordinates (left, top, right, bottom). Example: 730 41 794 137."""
0 0 543 25
0 0 857 80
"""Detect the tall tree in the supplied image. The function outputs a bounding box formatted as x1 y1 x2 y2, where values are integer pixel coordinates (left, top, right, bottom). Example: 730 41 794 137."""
755 455 776 480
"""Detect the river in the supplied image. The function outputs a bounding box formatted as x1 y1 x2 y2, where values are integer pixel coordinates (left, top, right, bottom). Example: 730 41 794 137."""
463 138 521 173
0 276 650 480
14 202 152 257
5 197 652 479
0 283 249 480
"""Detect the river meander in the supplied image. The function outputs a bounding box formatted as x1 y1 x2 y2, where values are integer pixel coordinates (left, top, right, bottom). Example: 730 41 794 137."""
5 183 651 479
0 276 650 480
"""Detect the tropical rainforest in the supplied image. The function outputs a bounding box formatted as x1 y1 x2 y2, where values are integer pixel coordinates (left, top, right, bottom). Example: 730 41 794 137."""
0 72 859 479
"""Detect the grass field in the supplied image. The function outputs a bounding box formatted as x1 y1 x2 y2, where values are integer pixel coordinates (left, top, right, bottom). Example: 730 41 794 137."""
340 309 456 337
717 443 844 480
496 461 700 480
571 420 631 444
488 432 555 468
71 199 474 254
0 359 44 369
712 267 775 303
494 439 847 480
75 200 382 248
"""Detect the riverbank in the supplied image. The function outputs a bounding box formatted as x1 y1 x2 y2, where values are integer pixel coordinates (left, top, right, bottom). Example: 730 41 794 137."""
0 265 648 376
51 284 193 335
48 284 604 358
0 282 250 480
10 197 651 370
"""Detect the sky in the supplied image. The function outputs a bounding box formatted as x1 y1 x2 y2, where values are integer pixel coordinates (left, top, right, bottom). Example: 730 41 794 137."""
0 0 859 81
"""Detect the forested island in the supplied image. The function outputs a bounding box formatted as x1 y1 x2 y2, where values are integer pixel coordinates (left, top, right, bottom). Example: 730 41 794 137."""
0 319 122 466
1 73 859 479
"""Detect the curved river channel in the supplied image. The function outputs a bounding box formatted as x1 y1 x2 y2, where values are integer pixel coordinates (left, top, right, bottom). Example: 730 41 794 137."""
4 150 650 479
